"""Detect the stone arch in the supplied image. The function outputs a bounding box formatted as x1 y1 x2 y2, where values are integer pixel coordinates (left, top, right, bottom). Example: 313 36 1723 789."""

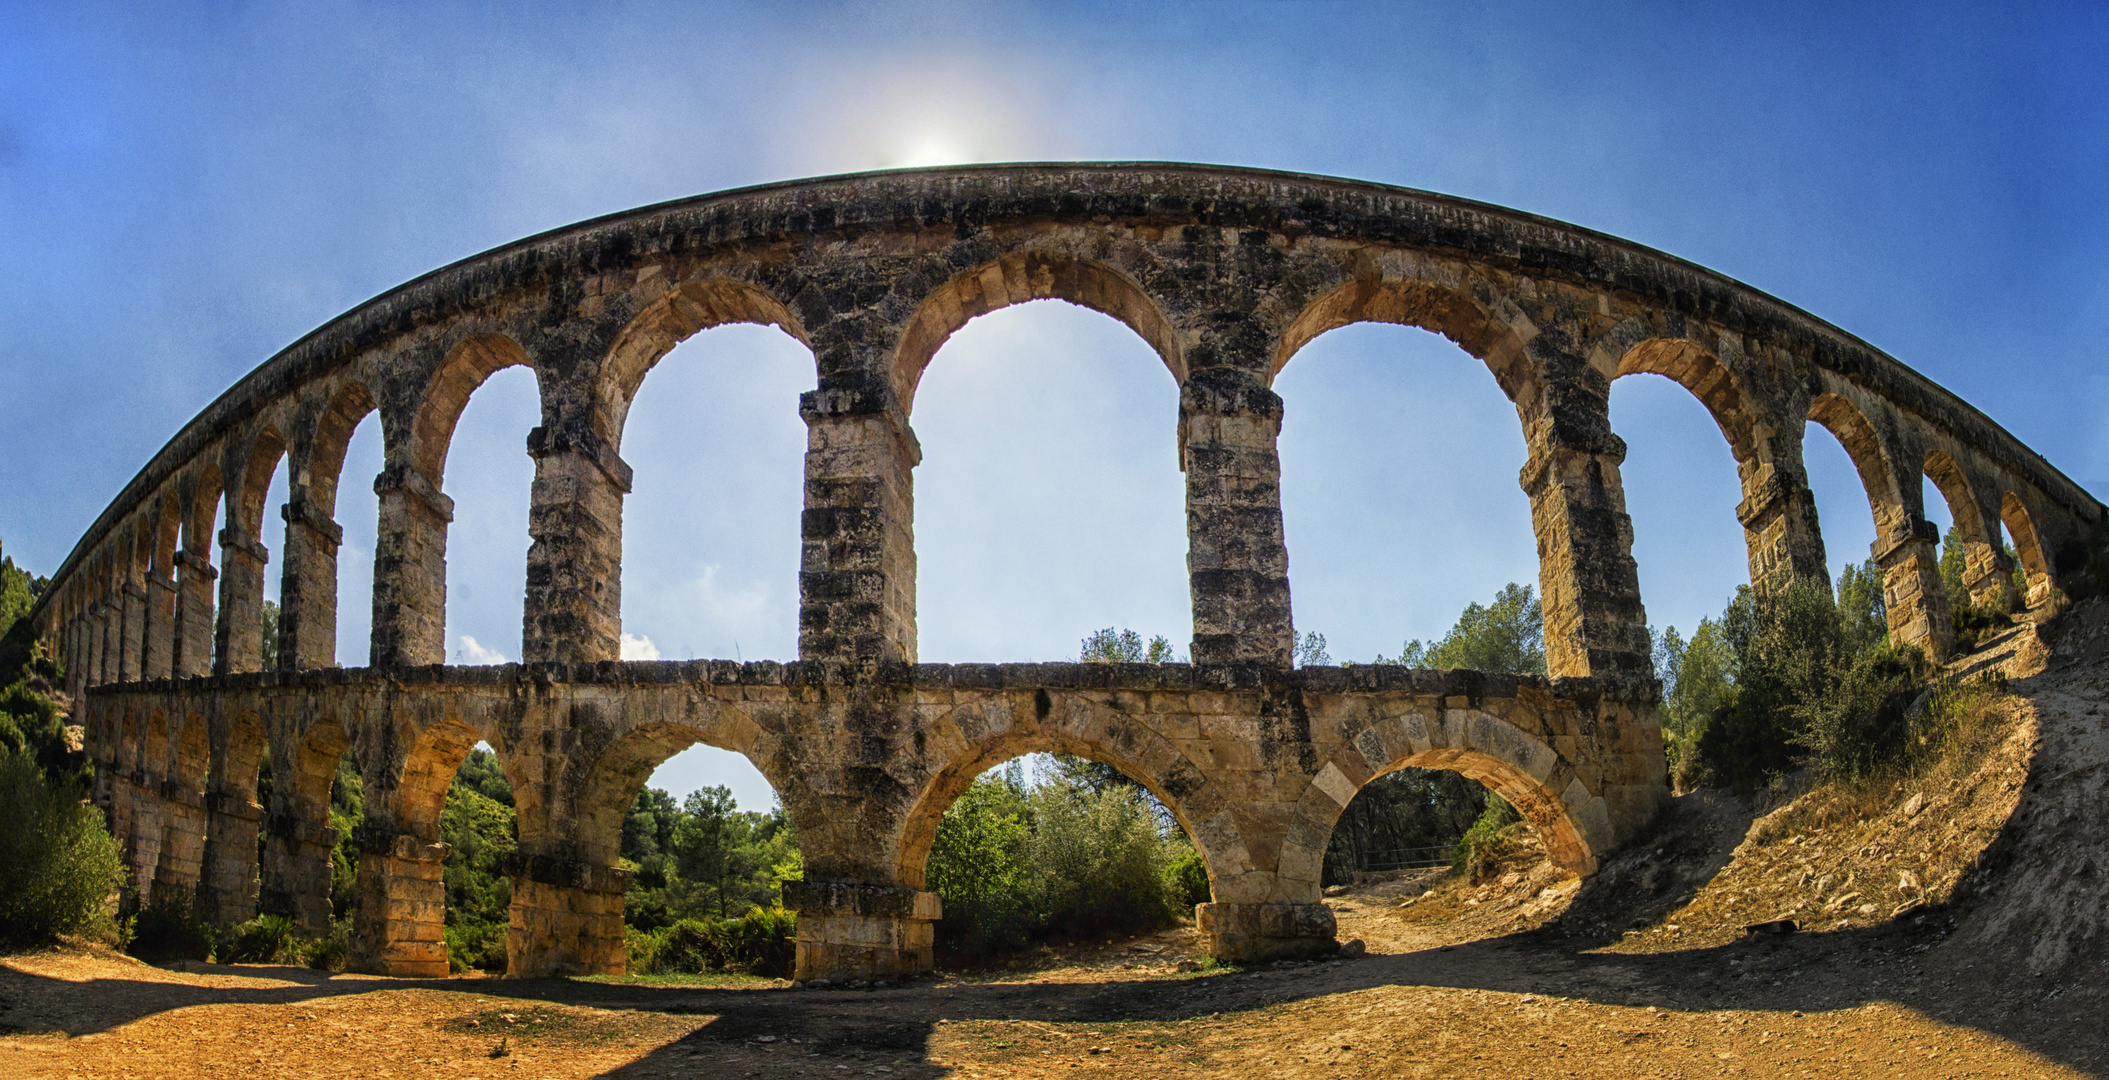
563 719 774 870
2001 492 2054 606
1325 706 1605 876
180 462 225 560
409 334 534 485
1923 448 1992 546
232 425 289 541
1607 335 1762 470
1808 392 1906 535
893 252 1183 411
306 380 381 515
1271 274 1536 405
595 279 810 447
892 716 1220 897
387 715 486 841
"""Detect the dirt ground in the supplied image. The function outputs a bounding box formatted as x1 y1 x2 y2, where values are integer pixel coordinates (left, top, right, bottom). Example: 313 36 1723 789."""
5 614 2106 1079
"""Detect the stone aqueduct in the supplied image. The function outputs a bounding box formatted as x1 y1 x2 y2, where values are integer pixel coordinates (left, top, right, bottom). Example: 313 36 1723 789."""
27 164 2099 981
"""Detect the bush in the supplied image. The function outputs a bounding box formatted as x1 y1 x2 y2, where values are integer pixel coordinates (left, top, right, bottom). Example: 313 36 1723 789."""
1026 784 1178 940
1795 643 1926 780
1164 848 1210 911
219 914 306 965
128 892 215 962
1950 599 2008 653
1451 794 1522 880
0 749 124 946
636 907 796 976
445 920 508 973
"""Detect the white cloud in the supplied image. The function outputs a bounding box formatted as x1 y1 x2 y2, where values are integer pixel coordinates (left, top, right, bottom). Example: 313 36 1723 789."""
457 635 508 665
619 632 661 661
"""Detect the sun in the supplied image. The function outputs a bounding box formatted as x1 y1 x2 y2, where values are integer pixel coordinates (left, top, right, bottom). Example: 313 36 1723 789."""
891 136 968 169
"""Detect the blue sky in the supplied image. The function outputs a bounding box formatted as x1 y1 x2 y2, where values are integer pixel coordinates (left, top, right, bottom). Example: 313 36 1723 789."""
3 2 2103 808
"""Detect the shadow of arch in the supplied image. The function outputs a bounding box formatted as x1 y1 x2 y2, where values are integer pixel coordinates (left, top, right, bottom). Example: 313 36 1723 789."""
596 279 811 447
1323 710 1604 876
2000 493 2054 604
409 334 534 485
1272 276 1534 404
894 253 1182 410
894 721 1220 898
1609 336 1760 470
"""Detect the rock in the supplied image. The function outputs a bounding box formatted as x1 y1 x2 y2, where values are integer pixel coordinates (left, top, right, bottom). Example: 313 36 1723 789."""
1338 938 1367 958
1898 870 1921 893
1901 793 1927 819
1323 885 1351 897
806 978 832 989
1743 918 1798 936
846 979 867 989
871 980 890 989
789 981 805 990
1175 959 1202 972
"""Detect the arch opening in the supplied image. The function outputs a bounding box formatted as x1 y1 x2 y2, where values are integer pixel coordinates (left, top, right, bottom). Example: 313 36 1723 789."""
898 741 1215 963
615 323 813 663
597 279 809 446
1275 322 1537 665
331 410 385 666
438 364 540 664
2000 493 2053 606
1273 276 1533 403
1610 369 1752 645
911 300 1188 662
895 253 1182 412
1330 742 1596 882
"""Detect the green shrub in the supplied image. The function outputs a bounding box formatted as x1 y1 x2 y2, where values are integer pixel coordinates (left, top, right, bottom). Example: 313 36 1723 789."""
0 749 123 946
219 914 309 965
1950 599 2008 653
926 774 1036 958
129 892 215 962
1451 793 1521 877
643 907 798 976
444 920 508 973
1164 847 1211 911
306 919 352 971
1027 784 1177 939
1795 643 1926 780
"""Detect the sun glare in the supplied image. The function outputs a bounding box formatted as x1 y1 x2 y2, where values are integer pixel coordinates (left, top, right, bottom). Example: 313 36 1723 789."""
893 136 968 168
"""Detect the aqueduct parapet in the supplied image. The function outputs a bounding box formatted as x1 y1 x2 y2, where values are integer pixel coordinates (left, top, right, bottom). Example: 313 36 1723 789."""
29 163 2100 979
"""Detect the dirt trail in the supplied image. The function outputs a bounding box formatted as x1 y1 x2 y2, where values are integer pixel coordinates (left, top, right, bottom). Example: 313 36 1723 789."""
5 609 2106 1078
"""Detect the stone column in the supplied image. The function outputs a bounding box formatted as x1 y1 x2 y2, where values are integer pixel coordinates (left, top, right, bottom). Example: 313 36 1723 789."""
173 551 218 678
1737 461 1830 596
521 427 630 664
1876 516 1953 659
277 495 343 670
119 581 147 682
349 825 451 977
370 466 452 668
66 616 87 702
258 812 340 935
1179 369 1295 668
798 388 920 663
1520 405 1652 679
197 789 264 926
122 781 165 908
1964 542 2023 614
144 573 178 679
503 853 633 976
213 528 269 675
152 784 211 906
1196 902 1339 963
99 596 120 685
783 881 941 981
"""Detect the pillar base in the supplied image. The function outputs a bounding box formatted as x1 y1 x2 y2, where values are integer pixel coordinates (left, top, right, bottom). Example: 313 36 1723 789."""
1197 902 1338 963
504 855 632 977
783 881 940 981
349 831 449 978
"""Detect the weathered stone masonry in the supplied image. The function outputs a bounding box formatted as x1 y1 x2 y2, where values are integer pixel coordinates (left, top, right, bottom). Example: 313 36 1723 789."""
29 164 2101 981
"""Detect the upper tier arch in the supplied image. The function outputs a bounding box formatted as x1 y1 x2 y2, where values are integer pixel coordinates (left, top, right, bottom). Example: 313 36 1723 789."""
31 163 2102 675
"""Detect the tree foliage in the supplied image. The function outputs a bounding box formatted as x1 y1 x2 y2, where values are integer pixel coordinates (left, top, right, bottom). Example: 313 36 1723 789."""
1376 582 1546 674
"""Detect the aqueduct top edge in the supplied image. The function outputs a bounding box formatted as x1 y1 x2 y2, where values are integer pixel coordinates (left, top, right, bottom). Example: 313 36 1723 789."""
33 161 2102 605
